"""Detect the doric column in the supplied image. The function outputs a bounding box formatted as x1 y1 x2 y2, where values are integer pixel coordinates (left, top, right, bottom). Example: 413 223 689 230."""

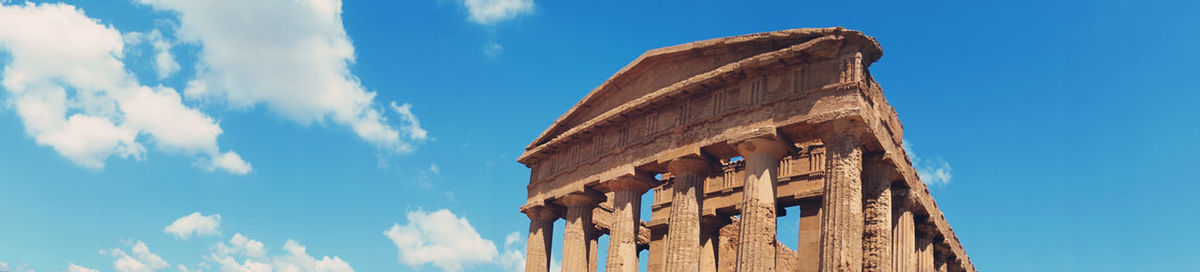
588 231 599 272
891 189 915 272
733 137 789 272
699 216 730 272
664 157 712 272
862 156 892 272
523 205 559 272
797 201 822 272
606 176 652 272
915 224 935 272
562 192 601 272
820 135 864 272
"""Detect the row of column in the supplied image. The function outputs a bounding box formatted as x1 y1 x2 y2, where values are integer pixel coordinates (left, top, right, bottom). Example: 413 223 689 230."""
522 135 958 272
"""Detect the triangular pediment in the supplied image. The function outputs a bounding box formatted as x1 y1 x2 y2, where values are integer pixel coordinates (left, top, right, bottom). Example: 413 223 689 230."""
526 27 879 151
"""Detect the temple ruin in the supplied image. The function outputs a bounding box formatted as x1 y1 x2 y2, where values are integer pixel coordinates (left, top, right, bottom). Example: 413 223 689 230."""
517 28 974 272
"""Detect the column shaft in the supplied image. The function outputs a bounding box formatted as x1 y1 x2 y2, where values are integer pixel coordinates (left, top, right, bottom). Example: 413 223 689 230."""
664 158 711 272
699 218 724 272
523 206 557 272
862 156 892 272
607 177 650 272
915 235 934 272
588 232 599 272
734 138 788 272
562 193 599 272
891 191 915 272
819 136 864 272
797 201 822 272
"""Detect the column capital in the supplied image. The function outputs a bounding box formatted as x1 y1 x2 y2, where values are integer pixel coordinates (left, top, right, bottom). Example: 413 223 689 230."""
522 205 561 222
819 118 869 145
733 137 789 159
559 192 602 208
665 157 713 176
607 175 655 193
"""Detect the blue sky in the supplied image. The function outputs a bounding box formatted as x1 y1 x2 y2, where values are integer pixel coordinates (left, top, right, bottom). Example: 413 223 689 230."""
0 0 1198 271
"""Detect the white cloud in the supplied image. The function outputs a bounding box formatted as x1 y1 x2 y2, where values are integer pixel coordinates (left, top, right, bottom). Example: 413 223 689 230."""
903 140 953 187
137 0 427 154
0 2 249 174
428 163 440 175
0 261 34 272
68 263 99 272
206 151 251 175
209 233 354 272
175 264 203 272
164 212 222 239
458 0 534 25
273 240 354 272
389 102 427 142
106 241 170 272
146 29 179 79
383 209 498 272
497 232 524 272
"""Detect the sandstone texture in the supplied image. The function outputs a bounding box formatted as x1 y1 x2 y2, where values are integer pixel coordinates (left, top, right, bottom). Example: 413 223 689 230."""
517 27 975 272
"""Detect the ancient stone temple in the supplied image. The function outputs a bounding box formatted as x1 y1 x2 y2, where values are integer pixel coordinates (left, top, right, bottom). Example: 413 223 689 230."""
517 28 974 272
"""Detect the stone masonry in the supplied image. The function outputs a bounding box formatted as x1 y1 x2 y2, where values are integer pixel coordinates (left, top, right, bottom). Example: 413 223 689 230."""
517 28 975 271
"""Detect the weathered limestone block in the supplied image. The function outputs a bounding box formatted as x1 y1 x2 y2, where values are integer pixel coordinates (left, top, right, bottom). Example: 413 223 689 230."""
523 206 558 272
562 193 600 272
664 157 712 272
716 216 797 272
606 177 651 272
718 220 740 272
820 135 864 272
862 156 892 272
775 242 798 271
733 137 789 272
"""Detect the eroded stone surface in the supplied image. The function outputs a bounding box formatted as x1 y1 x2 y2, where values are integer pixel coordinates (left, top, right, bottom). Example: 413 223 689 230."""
517 28 974 272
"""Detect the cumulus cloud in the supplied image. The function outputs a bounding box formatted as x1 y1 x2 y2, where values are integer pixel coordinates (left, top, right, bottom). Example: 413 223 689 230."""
903 140 953 187
458 0 534 25
0 2 249 174
209 233 354 272
383 209 499 272
67 263 99 272
137 0 427 153
164 212 222 239
496 232 525 272
105 241 170 272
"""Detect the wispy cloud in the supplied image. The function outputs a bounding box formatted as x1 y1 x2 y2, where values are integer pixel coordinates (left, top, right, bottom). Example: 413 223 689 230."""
163 212 221 239
451 0 534 58
67 263 99 272
903 140 953 187
458 0 534 25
